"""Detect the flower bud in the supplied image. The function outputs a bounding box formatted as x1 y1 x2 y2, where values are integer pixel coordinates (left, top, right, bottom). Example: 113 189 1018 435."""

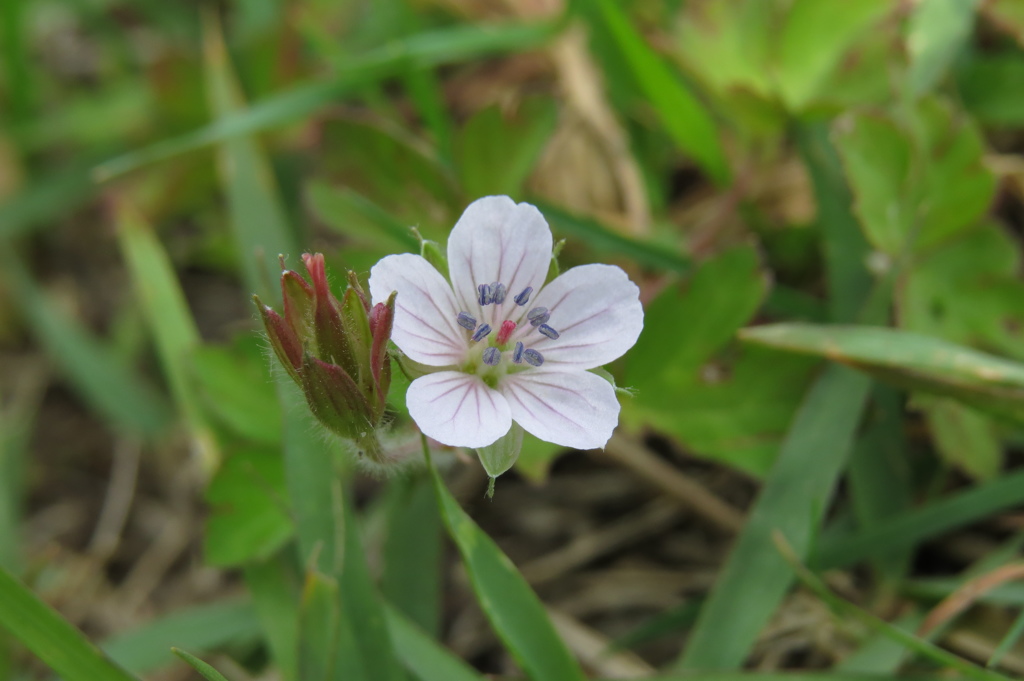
255 253 397 464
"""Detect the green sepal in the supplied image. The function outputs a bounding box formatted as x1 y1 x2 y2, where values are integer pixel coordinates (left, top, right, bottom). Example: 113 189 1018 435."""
545 239 565 284
476 423 525 491
300 353 373 440
415 227 449 281
254 294 303 384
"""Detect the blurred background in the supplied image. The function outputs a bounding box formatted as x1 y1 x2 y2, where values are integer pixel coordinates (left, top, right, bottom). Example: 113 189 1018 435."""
5 0 1024 678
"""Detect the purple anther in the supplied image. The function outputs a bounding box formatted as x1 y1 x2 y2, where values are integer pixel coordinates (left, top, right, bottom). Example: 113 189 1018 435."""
514 287 533 306
538 324 560 340
477 283 493 306
512 341 525 364
492 282 507 304
471 324 492 342
482 347 501 366
527 307 548 322
457 311 476 330
523 349 544 367
529 310 551 327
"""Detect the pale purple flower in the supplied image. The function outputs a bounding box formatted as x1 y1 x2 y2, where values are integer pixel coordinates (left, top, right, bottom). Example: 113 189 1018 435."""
368 196 644 450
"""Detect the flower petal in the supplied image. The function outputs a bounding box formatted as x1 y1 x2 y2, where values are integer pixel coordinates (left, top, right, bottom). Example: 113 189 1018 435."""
369 253 466 366
407 371 512 448
447 196 553 327
518 264 643 369
501 369 620 450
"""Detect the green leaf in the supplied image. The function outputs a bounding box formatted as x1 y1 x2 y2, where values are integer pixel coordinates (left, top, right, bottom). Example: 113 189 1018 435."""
455 99 557 198
775 0 891 110
627 246 766 389
675 364 872 669
588 0 729 184
172 649 232 681
907 0 982 96
204 448 293 567
426 445 586 681
306 182 421 253
922 397 1001 479
899 225 1024 361
0 251 171 437
958 52 1024 125
0 564 140 681
739 323 1024 425
190 339 283 445
834 100 996 255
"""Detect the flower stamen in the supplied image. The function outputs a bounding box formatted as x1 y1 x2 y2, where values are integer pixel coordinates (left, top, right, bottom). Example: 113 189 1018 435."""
527 307 550 326
513 287 533 306
482 347 501 366
523 349 544 366
457 311 476 330
471 324 492 342
492 282 507 304
512 341 525 363
538 324 560 340
477 283 493 306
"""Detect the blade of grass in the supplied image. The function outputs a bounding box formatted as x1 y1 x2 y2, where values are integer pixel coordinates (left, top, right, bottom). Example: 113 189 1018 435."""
0 250 171 437
586 0 729 184
816 468 1024 569
381 474 443 636
384 604 485 681
0 159 98 240
203 10 297 300
94 20 561 181
171 649 231 681
424 437 586 681
776 534 1011 681
676 125 887 669
675 363 872 670
243 560 299 681
0 0 32 131
102 600 260 676
114 199 220 473
537 202 690 274
298 571 341 681
0 564 140 681
989 608 1024 668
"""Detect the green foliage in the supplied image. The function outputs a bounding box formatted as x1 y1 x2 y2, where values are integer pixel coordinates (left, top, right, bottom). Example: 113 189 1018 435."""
11 1 1024 680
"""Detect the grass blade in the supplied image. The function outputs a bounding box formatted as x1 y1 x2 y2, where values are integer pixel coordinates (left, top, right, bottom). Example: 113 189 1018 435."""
385 604 485 681
102 600 260 676
675 364 872 669
0 564 140 681
537 202 690 274
114 199 219 472
94 20 560 181
816 468 1024 569
587 0 729 184
425 438 586 681
172 648 232 681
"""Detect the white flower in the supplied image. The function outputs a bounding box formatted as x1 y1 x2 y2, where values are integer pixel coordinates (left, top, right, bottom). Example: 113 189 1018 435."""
368 196 644 451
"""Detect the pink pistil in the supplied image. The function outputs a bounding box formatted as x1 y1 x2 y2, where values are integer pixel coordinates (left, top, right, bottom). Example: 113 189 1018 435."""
495 320 517 345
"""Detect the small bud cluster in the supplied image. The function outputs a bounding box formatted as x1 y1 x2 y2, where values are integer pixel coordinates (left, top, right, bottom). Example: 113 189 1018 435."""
254 254 396 463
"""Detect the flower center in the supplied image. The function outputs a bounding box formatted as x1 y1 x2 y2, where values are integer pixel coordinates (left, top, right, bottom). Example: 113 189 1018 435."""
454 280 560 373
